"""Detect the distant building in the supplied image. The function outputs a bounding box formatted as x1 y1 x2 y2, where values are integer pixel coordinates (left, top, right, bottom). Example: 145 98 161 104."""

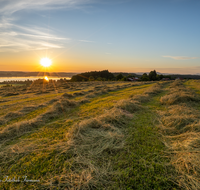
175 77 184 80
127 77 140 81
161 78 170 81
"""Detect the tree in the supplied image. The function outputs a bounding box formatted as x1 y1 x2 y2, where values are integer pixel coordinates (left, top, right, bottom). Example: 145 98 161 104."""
141 73 149 81
121 77 127 81
127 74 135 78
157 74 164 80
96 77 102 81
149 70 157 81
116 74 124 81
89 76 94 81
70 70 114 82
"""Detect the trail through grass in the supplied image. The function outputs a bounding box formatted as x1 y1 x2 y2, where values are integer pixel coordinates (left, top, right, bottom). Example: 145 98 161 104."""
108 82 178 189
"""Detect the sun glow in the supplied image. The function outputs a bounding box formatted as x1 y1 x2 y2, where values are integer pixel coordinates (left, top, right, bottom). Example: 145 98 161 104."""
44 76 49 81
40 57 52 67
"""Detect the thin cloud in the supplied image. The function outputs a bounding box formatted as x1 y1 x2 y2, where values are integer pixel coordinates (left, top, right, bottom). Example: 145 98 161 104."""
0 0 125 52
0 0 125 15
0 0 94 15
163 55 199 60
79 40 95 43
0 21 69 52
0 0 93 52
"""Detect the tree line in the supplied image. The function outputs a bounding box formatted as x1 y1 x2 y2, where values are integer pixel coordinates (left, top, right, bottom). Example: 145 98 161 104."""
140 70 171 81
70 70 172 82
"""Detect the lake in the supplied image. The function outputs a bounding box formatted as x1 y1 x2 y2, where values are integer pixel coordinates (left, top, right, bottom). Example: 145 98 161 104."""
0 77 71 82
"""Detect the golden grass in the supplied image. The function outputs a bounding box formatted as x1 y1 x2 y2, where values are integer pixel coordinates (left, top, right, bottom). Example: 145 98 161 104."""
115 99 141 113
0 98 78 143
159 80 200 189
63 108 133 188
160 91 200 105
160 81 200 105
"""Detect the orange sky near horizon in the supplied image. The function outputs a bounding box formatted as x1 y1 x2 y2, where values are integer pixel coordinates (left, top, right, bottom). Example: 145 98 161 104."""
0 50 199 74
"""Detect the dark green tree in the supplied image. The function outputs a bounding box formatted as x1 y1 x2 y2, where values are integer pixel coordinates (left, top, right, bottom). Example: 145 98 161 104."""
149 70 157 81
121 77 127 81
89 76 94 81
70 70 114 82
156 74 163 80
141 73 149 81
164 75 171 79
116 74 124 81
127 74 135 78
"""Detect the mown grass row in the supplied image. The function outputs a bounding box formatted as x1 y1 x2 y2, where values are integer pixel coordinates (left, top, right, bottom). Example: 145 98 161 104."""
0 82 141 117
159 80 200 190
0 83 152 134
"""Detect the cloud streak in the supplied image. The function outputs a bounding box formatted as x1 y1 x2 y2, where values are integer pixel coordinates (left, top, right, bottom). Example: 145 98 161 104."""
0 0 94 52
0 0 94 15
163 55 199 60
79 40 95 43
0 0 127 52
0 18 70 52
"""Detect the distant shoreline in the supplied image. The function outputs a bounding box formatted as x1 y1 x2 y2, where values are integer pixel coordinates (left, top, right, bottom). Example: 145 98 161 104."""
0 71 77 78
0 71 200 80
0 76 71 83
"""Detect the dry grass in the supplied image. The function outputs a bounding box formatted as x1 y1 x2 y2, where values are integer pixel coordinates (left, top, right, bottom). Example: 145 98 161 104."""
129 83 163 103
85 93 96 98
115 99 141 113
144 83 163 95
63 108 133 189
73 91 85 96
160 80 200 105
160 91 200 105
78 98 90 104
159 80 200 189
62 93 73 98
0 98 78 142
0 104 46 126
4 111 23 119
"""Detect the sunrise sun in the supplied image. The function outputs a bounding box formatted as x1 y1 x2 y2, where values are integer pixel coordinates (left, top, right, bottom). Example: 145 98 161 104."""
40 57 52 67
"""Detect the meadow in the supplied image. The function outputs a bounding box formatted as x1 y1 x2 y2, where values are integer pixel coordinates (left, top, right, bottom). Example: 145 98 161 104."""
0 79 200 189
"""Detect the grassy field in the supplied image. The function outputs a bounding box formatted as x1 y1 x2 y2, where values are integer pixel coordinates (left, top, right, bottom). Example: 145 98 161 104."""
0 80 200 189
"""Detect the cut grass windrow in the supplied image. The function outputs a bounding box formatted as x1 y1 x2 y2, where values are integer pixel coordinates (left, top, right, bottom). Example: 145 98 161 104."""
159 80 200 190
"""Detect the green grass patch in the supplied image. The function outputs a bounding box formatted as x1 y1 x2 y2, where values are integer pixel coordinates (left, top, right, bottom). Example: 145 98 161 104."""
78 84 153 118
107 83 177 189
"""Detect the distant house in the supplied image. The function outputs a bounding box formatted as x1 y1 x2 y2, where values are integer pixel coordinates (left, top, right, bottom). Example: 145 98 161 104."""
127 77 140 81
161 78 170 81
175 77 184 80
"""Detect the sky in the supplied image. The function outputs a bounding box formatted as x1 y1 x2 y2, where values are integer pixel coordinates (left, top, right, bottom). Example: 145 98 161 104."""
0 0 199 74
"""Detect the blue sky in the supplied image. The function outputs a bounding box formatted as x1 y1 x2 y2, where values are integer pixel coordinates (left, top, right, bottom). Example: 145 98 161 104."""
0 0 199 74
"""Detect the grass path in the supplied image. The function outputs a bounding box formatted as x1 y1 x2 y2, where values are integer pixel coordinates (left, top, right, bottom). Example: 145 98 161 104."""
107 82 178 189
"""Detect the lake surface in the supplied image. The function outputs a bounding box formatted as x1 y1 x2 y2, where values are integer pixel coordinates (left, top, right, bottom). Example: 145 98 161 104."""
0 77 71 82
